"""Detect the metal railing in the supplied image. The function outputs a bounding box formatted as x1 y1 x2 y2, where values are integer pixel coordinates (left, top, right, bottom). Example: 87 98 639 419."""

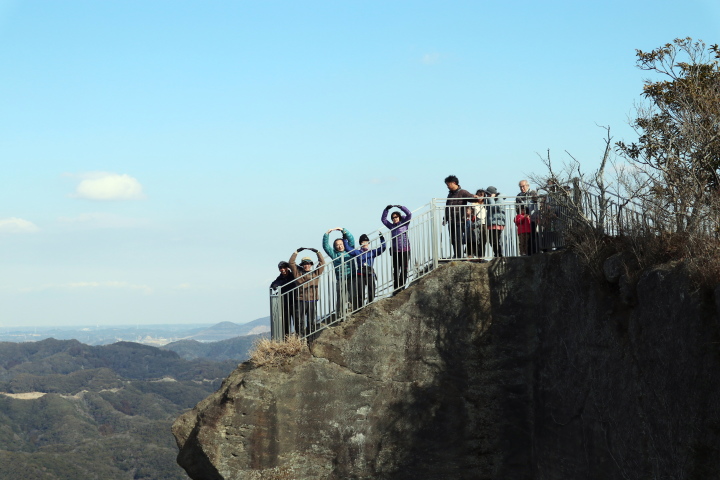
268 185 663 341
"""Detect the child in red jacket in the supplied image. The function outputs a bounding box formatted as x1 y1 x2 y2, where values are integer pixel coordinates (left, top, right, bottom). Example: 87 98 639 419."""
514 205 532 256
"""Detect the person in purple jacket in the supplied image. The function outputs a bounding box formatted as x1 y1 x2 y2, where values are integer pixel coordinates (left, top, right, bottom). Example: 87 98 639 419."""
344 233 387 308
382 205 412 291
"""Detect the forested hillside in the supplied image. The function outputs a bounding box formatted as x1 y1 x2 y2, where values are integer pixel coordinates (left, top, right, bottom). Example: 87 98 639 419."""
0 339 239 480
162 333 265 361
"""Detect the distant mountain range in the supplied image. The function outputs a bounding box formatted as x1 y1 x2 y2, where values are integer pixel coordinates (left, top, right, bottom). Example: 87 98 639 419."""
0 317 270 347
163 334 263 362
179 318 269 342
0 337 243 480
0 319 269 477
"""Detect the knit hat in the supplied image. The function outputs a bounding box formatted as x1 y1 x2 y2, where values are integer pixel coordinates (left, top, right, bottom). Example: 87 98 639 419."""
300 257 314 266
485 186 498 195
359 234 370 244
278 261 290 269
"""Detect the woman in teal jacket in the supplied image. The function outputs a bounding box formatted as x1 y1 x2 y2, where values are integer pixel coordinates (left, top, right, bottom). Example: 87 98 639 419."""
322 227 356 318
322 227 356 277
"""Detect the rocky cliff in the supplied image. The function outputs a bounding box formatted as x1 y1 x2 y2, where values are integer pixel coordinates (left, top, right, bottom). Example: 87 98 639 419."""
173 252 720 479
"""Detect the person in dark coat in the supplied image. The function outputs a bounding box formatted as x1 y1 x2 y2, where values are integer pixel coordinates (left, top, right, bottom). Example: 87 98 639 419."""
444 175 474 258
270 261 296 338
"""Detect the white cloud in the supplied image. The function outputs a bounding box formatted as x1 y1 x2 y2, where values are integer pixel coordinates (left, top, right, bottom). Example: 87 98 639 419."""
69 172 145 201
57 212 149 229
421 52 441 65
0 217 40 234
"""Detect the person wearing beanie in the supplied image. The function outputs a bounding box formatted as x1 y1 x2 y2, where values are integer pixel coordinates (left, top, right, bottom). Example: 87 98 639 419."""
382 204 413 291
485 186 506 258
289 247 326 336
270 260 297 338
344 232 387 308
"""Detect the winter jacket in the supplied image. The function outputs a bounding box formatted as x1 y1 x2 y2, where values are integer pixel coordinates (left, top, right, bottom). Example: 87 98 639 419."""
270 272 297 305
514 214 532 234
344 236 387 272
289 251 326 301
516 190 538 217
270 272 295 292
445 187 474 223
322 228 356 278
468 202 487 225
487 197 507 227
381 206 412 252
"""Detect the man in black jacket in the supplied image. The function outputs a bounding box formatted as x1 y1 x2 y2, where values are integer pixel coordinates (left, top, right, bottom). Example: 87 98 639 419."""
444 175 474 258
270 261 296 338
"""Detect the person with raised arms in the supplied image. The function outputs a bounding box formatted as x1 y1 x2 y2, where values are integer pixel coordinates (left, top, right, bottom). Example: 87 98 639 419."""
381 205 412 291
345 232 386 308
322 227 356 319
289 247 325 335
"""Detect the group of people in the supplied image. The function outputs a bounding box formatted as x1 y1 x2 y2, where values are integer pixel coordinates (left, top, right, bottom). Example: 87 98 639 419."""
270 205 412 337
271 174 565 338
444 175 565 260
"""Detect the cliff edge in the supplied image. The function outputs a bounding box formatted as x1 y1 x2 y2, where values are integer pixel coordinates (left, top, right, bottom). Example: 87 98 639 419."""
173 253 720 479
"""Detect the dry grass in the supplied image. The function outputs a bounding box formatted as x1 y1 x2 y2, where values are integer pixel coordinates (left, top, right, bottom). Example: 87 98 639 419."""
567 221 720 293
245 466 296 479
249 335 306 367
627 231 720 289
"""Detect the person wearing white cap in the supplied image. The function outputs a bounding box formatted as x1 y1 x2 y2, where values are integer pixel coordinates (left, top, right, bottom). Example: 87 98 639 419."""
289 248 325 335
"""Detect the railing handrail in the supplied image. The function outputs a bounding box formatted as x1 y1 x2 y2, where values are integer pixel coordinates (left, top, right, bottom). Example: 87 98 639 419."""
269 185 696 341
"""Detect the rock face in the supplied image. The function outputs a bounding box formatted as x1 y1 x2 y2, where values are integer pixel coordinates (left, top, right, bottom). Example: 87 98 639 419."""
173 254 720 479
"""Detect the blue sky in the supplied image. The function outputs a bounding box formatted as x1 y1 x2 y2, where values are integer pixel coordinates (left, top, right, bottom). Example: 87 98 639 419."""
1 1 718 326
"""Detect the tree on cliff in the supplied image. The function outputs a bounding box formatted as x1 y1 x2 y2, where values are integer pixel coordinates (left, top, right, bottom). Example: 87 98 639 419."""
617 37 720 235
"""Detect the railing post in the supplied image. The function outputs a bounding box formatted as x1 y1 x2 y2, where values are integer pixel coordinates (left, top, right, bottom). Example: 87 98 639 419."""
339 256 348 320
269 289 282 341
430 198 439 269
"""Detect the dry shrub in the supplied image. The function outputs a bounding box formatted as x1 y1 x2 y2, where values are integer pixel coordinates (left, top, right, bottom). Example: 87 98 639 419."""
563 225 619 280
569 221 720 292
249 335 306 367
633 231 720 289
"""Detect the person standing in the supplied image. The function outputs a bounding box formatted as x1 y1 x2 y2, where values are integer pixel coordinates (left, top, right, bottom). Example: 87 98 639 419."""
289 248 325 335
322 227 356 319
444 175 474 259
345 233 386 308
381 205 412 291
516 179 539 255
466 191 488 259
269 261 296 338
514 205 532 256
485 186 506 258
